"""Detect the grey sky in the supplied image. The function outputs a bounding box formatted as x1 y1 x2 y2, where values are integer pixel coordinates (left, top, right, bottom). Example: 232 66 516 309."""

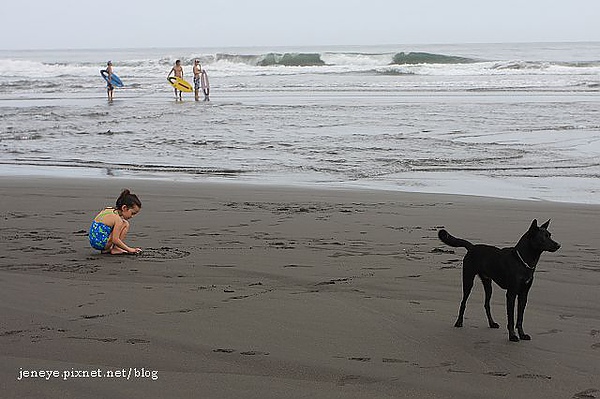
2 0 599 50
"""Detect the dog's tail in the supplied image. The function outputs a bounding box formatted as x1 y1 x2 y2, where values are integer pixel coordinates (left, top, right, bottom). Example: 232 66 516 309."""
438 229 474 251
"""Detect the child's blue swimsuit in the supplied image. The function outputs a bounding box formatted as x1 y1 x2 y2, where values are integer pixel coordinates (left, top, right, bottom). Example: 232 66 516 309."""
89 221 112 250
89 208 116 250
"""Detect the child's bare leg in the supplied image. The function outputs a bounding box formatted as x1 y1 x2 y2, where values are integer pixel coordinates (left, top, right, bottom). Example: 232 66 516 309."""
110 247 128 254
110 220 130 254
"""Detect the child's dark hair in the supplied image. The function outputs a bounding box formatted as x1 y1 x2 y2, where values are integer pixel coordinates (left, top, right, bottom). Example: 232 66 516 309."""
116 189 142 210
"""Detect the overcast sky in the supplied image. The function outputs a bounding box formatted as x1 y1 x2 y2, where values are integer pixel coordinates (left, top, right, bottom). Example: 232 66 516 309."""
2 0 599 50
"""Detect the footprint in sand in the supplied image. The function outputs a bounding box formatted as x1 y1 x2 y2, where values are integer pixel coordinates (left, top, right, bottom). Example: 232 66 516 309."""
155 308 194 315
382 358 409 364
126 338 150 344
431 247 455 254
135 247 190 261
348 357 371 362
316 278 351 286
80 314 107 320
485 371 509 377
538 328 562 335
517 373 552 380
212 348 269 356
240 351 269 356
47 263 99 274
78 309 125 320
213 348 236 354
0 329 28 337
338 374 378 386
68 336 118 343
573 388 599 399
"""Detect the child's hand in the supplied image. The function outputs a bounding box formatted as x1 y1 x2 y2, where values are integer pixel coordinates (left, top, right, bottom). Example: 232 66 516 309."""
131 248 142 254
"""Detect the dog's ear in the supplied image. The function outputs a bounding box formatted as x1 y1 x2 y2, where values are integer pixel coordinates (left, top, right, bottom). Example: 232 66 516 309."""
541 219 551 229
530 219 539 230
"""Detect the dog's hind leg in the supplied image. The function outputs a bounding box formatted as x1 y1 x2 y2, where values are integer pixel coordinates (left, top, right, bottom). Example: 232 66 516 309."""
455 265 476 328
481 277 500 328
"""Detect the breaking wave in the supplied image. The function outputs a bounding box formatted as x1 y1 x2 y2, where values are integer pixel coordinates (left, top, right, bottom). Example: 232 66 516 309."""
258 53 325 67
391 52 479 65
216 53 325 66
2 49 598 81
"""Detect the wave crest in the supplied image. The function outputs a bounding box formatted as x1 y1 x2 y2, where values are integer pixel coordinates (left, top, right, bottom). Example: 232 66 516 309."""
215 52 325 67
258 53 325 67
391 52 478 65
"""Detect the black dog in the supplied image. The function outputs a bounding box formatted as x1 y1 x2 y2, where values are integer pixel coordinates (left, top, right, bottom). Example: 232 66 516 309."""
438 219 560 342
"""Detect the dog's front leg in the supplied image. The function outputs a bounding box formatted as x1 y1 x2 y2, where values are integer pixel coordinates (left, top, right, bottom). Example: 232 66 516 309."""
506 291 519 342
516 292 531 340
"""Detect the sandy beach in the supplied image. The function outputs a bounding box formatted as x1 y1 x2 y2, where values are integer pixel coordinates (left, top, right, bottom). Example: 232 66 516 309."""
1 176 599 398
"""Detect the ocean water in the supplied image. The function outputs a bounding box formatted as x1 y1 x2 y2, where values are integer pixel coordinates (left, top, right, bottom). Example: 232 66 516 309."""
0 42 599 203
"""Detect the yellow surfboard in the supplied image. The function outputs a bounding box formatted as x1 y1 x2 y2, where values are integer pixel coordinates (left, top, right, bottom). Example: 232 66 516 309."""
167 76 193 92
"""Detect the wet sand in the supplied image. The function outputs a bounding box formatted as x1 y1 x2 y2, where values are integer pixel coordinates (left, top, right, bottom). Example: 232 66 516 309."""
1 176 599 398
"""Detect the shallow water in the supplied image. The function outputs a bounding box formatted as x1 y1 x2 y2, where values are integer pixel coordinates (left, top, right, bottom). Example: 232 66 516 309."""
1 42 599 203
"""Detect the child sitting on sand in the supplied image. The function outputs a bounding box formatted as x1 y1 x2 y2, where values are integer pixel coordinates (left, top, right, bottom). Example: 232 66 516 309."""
89 189 142 254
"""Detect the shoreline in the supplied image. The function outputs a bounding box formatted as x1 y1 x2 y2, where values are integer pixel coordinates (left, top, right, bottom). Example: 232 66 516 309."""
1 166 599 206
1 176 599 398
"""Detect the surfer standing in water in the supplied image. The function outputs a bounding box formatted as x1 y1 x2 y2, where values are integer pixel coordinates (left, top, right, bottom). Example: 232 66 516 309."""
168 60 184 100
105 61 114 102
193 59 202 101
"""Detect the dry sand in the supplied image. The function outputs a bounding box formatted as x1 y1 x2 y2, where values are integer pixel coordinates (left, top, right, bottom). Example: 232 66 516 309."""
0 176 599 398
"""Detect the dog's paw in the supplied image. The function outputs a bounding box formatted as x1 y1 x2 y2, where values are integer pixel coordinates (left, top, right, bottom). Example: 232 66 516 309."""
489 322 500 329
454 320 463 328
519 333 531 341
509 335 520 342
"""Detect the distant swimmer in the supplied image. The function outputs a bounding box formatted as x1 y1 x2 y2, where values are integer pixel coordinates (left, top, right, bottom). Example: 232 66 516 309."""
193 59 202 101
168 60 184 100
